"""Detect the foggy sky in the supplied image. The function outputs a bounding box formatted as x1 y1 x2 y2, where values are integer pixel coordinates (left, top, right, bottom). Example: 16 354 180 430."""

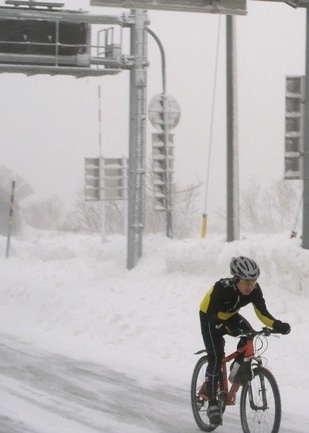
0 0 305 216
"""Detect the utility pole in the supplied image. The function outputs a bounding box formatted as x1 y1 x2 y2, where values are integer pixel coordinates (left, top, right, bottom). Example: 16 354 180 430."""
127 10 148 269
226 15 240 242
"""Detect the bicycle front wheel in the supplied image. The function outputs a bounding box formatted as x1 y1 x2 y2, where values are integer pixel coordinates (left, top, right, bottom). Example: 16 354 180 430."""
190 356 218 432
240 366 281 433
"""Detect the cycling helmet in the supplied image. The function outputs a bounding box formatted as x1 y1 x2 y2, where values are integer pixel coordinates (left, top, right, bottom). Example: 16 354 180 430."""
230 256 260 280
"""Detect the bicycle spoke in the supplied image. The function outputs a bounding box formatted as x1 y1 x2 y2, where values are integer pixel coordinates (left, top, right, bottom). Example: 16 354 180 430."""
240 367 281 433
191 356 219 432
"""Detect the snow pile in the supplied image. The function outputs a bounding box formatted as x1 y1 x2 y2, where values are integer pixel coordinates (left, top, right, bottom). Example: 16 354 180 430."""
0 229 307 418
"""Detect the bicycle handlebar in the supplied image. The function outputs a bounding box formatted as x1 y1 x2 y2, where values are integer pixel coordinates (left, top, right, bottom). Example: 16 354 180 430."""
239 327 281 338
194 328 280 356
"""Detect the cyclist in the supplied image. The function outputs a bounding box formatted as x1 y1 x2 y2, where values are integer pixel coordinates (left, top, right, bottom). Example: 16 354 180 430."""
199 256 291 425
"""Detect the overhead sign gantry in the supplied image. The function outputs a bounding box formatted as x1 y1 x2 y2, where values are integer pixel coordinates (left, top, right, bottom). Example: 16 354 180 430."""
252 0 309 6
0 0 133 77
90 0 247 15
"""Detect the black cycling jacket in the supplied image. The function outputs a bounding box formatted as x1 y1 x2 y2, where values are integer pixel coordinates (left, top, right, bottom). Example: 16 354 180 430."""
199 277 276 328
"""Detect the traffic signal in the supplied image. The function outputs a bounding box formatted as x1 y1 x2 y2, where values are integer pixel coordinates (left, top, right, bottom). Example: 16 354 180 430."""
284 75 305 180
152 132 174 211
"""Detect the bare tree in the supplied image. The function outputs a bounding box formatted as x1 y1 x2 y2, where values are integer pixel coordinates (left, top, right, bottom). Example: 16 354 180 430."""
144 160 202 238
21 177 301 237
65 192 125 234
240 180 265 231
66 194 101 233
240 179 302 232
172 183 202 238
262 179 301 230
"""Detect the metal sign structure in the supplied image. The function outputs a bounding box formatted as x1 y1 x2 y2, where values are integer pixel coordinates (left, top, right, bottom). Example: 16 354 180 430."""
0 3 132 77
85 157 128 201
85 156 128 244
90 0 247 15
148 93 181 131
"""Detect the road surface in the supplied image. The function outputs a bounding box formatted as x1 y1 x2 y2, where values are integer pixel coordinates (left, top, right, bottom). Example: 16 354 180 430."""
0 335 305 433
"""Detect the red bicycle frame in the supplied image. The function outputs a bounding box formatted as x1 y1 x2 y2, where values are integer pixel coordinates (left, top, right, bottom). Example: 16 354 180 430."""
220 338 256 405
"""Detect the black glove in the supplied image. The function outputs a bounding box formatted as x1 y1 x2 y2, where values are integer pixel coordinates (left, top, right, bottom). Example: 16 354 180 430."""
273 320 291 335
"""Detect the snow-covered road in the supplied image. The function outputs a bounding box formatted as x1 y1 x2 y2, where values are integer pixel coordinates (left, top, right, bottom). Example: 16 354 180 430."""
0 335 306 433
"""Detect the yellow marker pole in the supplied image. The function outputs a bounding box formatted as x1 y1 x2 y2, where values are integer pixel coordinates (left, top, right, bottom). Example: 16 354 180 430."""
201 213 207 238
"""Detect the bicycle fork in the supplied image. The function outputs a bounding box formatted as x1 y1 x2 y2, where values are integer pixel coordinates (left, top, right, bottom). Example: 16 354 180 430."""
247 370 269 411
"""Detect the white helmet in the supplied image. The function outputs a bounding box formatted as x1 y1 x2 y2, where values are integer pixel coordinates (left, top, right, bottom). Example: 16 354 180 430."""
230 256 260 280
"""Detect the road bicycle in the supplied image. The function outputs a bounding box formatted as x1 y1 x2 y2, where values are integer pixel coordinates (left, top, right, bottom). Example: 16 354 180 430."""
191 328 281 433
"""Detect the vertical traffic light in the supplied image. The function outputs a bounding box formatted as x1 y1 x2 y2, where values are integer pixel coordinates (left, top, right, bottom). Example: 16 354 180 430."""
284 75 305 180
148 92 180 238
152 132 174 211
150 93 175 212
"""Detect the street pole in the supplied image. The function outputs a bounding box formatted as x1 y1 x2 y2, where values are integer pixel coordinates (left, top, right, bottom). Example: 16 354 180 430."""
226 15 240 242
127 10 148 269
303 7 309 248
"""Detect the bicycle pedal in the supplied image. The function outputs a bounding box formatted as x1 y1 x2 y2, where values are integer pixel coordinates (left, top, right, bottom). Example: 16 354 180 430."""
210 418 223 426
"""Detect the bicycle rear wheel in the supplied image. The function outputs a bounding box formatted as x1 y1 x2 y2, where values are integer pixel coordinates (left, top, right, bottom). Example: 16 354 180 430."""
240 366 281 433
190 356 219 432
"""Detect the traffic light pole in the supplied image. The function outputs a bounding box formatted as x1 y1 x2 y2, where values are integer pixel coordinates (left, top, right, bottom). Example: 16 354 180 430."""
127 10 148 269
